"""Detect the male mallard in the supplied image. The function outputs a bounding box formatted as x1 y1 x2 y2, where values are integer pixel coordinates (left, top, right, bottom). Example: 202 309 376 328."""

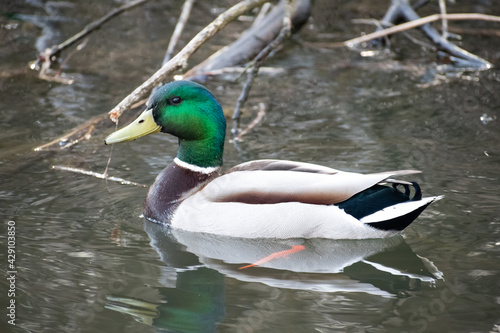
105 81 442 239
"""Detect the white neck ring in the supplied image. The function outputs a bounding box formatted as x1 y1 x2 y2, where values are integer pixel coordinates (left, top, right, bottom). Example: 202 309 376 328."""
174 157 220 174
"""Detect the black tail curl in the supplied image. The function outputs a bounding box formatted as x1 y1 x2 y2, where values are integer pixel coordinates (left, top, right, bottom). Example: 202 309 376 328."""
392 181 422 201
337 181 423 221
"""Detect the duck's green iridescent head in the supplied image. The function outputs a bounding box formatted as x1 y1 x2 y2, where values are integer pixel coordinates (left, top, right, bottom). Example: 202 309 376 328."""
105 81 226 168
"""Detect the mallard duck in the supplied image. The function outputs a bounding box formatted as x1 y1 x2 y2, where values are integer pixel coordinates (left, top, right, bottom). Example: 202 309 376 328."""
105 80 442 239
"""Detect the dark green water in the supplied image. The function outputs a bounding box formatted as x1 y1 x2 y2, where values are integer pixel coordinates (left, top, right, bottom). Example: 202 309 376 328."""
1 1 500 332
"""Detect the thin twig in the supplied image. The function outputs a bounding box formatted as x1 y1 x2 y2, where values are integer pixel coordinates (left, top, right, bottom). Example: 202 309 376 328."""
148 0 196 105
103 121 119 178
103 144 113 179
163 0 196 64
33 98 149 151
56 123 95 150
53 165 146 187
234 102 267 141
343 12 497 68
108 0 275 123
55 38 89 78
353 18 434 51
231 69 256 135
251 2 273 28
401 30 436 51
37 48 74 84
343 13 500 47
34 113 108 151
46 0 151 65
439 0 448 40
34 0 151 83
352 18 392 49
231 0 294 135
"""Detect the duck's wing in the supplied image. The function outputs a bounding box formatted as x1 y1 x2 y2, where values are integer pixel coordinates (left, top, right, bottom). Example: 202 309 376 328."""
201 160 420 205
226 159 341 174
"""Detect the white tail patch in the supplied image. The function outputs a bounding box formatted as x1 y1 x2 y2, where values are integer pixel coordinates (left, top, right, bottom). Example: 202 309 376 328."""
360 196 444 224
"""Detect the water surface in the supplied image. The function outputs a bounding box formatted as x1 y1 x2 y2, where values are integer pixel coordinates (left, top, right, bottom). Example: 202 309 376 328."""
1 1 500 332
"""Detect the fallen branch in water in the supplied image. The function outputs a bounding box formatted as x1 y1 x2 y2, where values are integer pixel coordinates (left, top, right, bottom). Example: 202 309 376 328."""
352 18 436 51
33 98 147 151
163 0 196 64
36 47 74 84
343 13 500 48
53 165 146 187
234 102 267 141
32 0 151 82
108 0 275 122
232 0 294 136
342 0 497 69
35 114 108 151
438 0 448 40
182 0 310 81
300 12 497 70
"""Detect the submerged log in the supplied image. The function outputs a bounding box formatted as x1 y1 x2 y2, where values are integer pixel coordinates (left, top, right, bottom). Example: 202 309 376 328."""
183 0 311 81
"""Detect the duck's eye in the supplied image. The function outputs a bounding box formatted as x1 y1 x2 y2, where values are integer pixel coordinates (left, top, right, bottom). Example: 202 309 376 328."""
171 96 182 104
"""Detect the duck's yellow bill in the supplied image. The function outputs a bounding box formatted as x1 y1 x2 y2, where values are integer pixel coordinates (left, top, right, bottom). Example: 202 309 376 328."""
104 108 161 144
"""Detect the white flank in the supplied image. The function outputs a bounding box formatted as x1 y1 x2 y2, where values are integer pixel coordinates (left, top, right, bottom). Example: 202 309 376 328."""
360 196 444 223
171 198 397 239
174 157 220 174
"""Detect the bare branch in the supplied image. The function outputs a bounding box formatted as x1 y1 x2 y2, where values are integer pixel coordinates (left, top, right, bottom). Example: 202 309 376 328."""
52 165 146 187
353 18 434 51
343 12 498 68
438 0 448 40
343 13 500 47
252 2 273 28
33 0 151 71
34 113 108 151
33 97 148 151
163 0 196 64
36 48 74 84
108 0 275 123
182 0 310 81
234 102 267 141
147 0 196 105
232 0 294 135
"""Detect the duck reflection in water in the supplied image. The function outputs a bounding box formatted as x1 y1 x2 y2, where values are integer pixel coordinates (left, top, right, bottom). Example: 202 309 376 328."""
105 222 442 332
